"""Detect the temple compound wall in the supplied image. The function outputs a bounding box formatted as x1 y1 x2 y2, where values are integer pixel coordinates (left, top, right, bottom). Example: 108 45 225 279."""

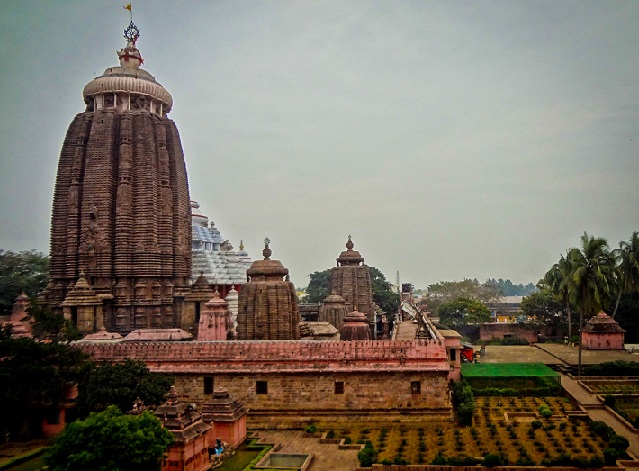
78 339 452 428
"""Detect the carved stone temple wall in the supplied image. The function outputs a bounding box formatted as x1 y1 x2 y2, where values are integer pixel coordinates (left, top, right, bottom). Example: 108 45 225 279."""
44 22 191 334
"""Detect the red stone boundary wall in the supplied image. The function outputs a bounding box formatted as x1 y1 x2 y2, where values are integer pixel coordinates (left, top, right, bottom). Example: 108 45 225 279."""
77 339 450 374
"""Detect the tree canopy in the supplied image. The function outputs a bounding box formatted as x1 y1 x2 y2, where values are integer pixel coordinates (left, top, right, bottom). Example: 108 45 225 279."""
426 279 501 312
520 290 564 330
45 405 173 471
305 269 332 303
76 360 173 418
437 298 491 328
0 250 49 316
0 337 90 438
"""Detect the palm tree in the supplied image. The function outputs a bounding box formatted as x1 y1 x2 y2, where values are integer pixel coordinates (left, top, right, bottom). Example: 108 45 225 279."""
612 231 639 318
569 232 617 378
543 254 575 340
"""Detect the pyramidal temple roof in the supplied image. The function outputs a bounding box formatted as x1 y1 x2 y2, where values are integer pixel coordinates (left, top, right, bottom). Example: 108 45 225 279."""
191 201 252 285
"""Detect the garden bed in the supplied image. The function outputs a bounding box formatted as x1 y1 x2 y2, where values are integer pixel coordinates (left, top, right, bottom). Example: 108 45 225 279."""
328 396 617 467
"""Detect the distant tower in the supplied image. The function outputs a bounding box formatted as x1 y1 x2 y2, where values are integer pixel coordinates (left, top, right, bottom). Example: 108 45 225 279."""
236 239 300 340
331 236 375 337
44 20 191 334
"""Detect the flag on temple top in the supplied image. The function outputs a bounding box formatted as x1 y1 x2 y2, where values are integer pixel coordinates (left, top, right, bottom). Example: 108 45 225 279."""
124 4 132 11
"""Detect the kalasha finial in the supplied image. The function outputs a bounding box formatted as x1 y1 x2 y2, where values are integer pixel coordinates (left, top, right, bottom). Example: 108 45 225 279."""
239 240 244 251
263 237 272 260
346 235 354 251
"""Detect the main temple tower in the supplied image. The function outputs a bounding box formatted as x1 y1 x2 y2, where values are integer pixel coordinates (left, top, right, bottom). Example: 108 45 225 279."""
44 21 191 334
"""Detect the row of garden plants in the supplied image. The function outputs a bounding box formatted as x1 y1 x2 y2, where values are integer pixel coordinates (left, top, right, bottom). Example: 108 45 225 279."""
349 391 629 467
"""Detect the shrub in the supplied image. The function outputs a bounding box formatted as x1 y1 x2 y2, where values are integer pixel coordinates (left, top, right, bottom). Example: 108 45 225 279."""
431 452 447 465
604 394 617 407
531 420 543 430
326 430 334 439
482 452 506 467
393 456 409 465
343 437 351 444
304 423 317 434
357 441 377 467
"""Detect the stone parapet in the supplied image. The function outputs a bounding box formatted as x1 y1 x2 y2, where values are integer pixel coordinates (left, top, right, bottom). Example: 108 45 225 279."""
77 339 450 374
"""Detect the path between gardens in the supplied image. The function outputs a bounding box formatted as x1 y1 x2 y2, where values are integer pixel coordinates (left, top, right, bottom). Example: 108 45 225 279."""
561 373 639 469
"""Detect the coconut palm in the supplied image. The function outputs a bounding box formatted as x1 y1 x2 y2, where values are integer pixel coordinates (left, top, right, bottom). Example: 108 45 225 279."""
569 232 617 377
612 231 639 318
543 254 574 340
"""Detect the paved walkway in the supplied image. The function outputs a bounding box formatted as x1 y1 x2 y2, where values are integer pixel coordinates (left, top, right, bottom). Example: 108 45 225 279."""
254 430 359 471
394 320 417 340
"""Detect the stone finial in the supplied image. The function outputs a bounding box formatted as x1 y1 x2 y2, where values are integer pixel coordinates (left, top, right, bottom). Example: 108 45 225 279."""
239 240 244 251
346 235 354 251
263 237 272 260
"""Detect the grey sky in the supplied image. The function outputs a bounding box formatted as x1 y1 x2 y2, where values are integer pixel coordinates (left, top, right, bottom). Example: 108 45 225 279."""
1 1 637 289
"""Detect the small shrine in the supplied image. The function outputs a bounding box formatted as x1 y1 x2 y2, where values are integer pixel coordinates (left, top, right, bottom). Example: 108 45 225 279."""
156 387 211 471
201 388 247 449
340 310 371 341
5 293 33 338
582 311 625 350
198 290 233 341
319 290 348 331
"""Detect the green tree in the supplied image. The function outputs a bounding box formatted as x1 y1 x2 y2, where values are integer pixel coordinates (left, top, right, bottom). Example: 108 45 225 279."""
543 254 575 340
569 232 617 377
0 250 49 316
76 360 173 418
427 279 501 312
437 298 491 328
305 269 332 303
0 337 89 439
369 267 400 314
520 290 564 331
45 405 173 471
612 231 639 318
25 298 81 342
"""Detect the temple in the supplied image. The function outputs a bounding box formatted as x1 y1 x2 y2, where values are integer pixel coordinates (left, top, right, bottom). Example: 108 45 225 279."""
331 236 376 337
44 20 191 335
236 240 300 340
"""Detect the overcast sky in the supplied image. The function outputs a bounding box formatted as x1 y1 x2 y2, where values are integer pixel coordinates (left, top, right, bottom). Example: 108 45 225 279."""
0 1 637 289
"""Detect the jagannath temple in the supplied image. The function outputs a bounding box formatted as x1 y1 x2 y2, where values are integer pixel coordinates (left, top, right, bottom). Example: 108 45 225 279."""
43 20 191 334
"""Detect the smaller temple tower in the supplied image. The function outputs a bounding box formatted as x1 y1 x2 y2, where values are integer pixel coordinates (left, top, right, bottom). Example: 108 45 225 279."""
155 387 211 471
331 236 375 337
198 290 232 341
236 239 300 340
340 310 372 341
318 291 348 331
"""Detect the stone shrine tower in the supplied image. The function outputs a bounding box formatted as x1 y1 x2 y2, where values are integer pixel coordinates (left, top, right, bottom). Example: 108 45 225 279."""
44 21 191 334
319 290 348 331
331 236 375 337
236 239 300 340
